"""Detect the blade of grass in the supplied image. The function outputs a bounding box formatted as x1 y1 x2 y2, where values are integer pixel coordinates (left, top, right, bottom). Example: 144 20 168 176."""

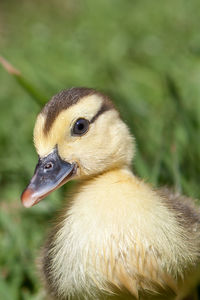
0 56 47 107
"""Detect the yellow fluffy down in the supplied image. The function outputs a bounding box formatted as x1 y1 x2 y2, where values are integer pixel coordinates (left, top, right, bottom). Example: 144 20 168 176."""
32 92 200 300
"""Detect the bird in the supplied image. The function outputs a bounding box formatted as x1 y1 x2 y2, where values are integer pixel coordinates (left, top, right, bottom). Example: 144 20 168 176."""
21 87 200 300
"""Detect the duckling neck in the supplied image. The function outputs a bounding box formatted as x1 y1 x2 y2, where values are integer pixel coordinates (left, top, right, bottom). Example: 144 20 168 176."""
71 166 137 220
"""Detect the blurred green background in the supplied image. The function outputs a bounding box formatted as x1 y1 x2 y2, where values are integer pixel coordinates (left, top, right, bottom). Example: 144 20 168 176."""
0 0 200 299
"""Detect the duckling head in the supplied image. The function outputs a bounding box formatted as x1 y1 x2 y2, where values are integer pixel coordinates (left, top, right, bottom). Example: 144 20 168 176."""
21 87 134 207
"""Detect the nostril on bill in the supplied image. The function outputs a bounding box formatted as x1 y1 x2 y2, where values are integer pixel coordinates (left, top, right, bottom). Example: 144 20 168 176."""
44 162 53 170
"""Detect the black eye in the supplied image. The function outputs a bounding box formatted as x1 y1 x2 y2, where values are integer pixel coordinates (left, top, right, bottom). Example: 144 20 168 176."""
72 118 90 136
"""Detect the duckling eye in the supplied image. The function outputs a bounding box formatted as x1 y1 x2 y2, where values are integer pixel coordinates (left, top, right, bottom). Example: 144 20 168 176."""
72 118 90 136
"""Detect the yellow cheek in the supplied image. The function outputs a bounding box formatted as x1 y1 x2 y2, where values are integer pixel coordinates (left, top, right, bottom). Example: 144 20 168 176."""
58 142 75 162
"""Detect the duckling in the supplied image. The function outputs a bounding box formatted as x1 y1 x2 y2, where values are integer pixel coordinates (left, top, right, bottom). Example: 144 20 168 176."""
21 87 200 300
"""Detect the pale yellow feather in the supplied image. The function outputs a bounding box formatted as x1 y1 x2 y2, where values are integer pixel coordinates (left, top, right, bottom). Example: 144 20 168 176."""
31 91 200 300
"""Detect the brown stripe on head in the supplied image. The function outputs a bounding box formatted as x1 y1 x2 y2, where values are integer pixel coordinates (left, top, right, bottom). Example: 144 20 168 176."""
41 87 115 135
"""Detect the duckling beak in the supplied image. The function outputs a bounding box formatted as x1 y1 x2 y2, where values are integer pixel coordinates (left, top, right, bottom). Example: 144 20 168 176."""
21 148 77 208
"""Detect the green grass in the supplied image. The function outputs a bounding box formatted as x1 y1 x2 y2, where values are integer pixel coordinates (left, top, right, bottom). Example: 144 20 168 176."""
0 0 200 298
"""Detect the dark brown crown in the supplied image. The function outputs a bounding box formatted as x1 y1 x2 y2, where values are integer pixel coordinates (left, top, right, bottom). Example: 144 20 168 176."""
41 87 115 135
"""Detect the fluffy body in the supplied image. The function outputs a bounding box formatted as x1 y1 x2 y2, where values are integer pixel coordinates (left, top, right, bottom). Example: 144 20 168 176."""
43 169 200 300
30 88 200 299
